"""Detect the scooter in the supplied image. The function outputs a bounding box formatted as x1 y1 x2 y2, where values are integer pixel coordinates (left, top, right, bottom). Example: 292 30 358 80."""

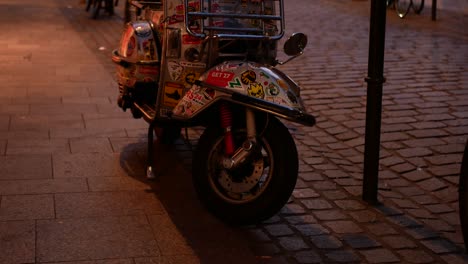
112 0 315 224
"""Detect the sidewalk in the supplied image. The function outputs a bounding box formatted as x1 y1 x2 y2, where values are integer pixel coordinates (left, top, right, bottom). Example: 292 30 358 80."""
0 0 467 263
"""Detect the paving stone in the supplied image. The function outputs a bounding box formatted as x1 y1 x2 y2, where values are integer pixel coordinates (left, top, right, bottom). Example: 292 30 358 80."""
367 223 398 236
0 194 54 221
147 214 194 255
284 215 317 225
300 199 333 210
342 234 381 249
313 210 349 221
391 162 416 173
277 236 310 251
425 154 463 165
0 178 88 195
405 208 436 220
420 239 458 254
309 235 343 249
279 203 306 215
0 220 35 264
381 235 417 250
417 177 447 192
55 191 165 218
294 223 330 236
69 137 114 153
397 147 433 158
348 211 378 223
325 220 363 234
334 200 366 210
428 163 462 177
360 248 400 263
6 138 70 155
37 216 160 262
264 224 294 237
0 155 52 180
292 188 320 199
87 176 152 192
440 254 468 264
294 250 322 264
53 152 144 178
324 250 360 263
322 190 349 200
9 114 85 131
402 169 432 182
387 215 422 228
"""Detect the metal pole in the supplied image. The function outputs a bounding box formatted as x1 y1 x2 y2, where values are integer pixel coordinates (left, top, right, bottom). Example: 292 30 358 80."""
362 0 387 204
432 0 437 21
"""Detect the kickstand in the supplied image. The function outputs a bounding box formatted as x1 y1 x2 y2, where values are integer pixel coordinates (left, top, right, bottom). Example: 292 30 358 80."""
146 121 156 179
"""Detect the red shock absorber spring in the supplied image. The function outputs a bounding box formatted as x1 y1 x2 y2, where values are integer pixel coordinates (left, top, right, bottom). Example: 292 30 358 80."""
220 102 235 156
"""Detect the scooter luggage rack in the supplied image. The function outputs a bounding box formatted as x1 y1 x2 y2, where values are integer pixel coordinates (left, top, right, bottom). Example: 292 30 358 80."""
184 0 284 40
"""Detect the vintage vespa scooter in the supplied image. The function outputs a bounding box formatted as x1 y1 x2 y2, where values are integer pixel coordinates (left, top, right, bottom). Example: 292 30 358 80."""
112 0 315 224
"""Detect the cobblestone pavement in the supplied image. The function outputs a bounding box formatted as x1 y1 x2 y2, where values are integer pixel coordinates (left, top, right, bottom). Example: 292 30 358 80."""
0 0 467 263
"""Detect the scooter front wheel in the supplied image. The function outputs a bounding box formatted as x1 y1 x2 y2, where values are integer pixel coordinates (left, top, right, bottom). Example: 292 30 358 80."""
192 115 298 225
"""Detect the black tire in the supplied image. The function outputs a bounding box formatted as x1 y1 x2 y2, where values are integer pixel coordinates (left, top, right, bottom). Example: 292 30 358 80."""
459 139 468 251
412 0 424 14
193 113 298 225
91 0 102 19
395 0 411 18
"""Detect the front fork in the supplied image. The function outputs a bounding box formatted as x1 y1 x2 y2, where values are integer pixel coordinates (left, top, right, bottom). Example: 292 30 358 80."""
221 103 257 170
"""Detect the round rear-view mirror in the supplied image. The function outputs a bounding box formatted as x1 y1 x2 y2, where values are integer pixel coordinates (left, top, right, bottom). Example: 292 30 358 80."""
284 33 308 56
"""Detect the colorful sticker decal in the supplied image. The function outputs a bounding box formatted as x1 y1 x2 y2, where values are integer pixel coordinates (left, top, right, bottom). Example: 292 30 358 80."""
228 78 242 89
241 70 256 85
138 66 159 76
184 71 198 86
167 61 184 81
179 61 206 68
277 79 289 90
266 83 280 96
183 34 203 45
247 82 264 99
141 39 155 60
206 70 235 87
164 82 184 107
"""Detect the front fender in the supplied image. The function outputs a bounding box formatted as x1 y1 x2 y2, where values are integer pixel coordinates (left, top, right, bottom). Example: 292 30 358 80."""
172 61 315 126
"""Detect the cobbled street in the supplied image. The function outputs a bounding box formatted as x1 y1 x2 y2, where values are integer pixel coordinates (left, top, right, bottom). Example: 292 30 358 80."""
0 0 467 263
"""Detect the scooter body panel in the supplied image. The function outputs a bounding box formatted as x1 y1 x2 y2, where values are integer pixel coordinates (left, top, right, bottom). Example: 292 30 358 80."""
172 61 308 121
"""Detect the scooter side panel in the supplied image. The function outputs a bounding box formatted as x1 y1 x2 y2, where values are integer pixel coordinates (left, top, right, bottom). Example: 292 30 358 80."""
172 61 306 118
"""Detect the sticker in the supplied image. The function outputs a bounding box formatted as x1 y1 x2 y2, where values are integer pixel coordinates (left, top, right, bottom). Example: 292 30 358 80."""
183 34 202 45
142 39 155 60
163 82 184 107
228 78 242 89
167 61 184 81
138 66 159 76
241 70 256 85
247 82 264 99
266 83 280 96
184 71 198 86
206 70 235 87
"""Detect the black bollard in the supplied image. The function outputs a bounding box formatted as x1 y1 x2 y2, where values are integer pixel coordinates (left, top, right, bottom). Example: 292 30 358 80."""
362 0 387 204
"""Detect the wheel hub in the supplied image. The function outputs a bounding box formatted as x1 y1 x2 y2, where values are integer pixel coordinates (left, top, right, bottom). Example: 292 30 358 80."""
218 158 264 193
